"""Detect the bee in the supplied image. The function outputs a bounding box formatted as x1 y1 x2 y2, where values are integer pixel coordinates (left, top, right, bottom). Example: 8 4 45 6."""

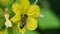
20 14 28 29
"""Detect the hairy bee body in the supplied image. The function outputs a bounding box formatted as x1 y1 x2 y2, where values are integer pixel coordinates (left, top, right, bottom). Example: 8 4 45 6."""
20 14 28 29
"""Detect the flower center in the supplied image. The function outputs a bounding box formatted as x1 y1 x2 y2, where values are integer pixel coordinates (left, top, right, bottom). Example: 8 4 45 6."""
20 14 28 29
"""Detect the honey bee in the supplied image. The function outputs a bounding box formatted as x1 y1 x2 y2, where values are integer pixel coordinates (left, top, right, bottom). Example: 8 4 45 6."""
20 14 28 29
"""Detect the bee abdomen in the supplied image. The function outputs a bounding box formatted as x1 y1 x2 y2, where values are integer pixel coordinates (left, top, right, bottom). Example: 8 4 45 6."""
20 21 26 29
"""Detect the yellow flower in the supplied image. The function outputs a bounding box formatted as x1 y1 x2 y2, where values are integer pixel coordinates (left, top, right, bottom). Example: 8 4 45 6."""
11 0 40 34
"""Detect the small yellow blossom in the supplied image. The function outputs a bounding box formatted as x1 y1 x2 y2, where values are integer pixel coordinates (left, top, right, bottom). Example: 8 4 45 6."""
11 0 40 34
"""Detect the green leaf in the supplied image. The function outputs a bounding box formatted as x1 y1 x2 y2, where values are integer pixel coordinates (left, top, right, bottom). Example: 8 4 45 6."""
37 9 59 30
7 27 13 34
0 8 3 15
7 23 19 34
12 23 19 34
6 0 15 8
0 0 15 8
15 0 20 3
25 30 40 34
0 10 6 31
0 2 6 10
0 24 6 31
8 7 15 19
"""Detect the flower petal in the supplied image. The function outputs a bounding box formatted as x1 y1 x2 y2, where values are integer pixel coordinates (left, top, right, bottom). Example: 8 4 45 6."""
20 0 30 14
26 17 37 30
27 4 40 17
19 27 26 34
11 15 21 23
17 22 26 34
12 3 22 15
11 3 22 22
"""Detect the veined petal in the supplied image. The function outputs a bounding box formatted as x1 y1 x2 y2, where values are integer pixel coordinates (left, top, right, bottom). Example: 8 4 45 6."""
26 17 37 30
11 15 21 23
12 3 22 15
27 4 40 17
19 27 26 34
17 22 26 34
20 0 30 14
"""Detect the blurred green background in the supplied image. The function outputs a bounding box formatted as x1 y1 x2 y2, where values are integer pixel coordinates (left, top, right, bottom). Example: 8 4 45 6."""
0 0 60 34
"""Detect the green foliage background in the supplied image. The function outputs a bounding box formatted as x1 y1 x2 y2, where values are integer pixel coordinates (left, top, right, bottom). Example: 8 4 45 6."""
0 0 60 34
